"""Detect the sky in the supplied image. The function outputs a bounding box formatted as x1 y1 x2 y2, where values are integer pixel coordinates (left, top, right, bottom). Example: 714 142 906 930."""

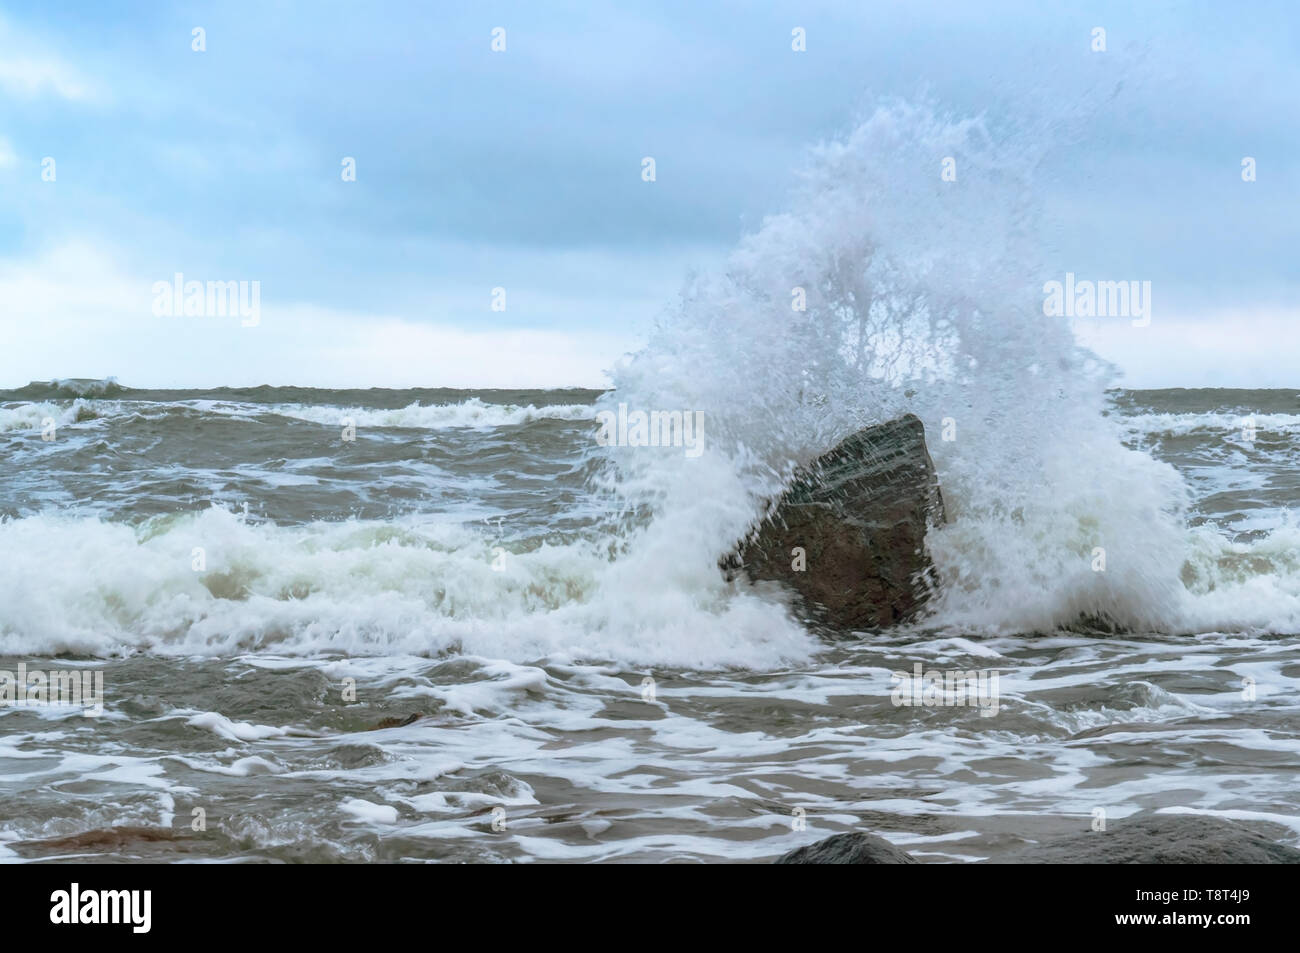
0 0 1296 389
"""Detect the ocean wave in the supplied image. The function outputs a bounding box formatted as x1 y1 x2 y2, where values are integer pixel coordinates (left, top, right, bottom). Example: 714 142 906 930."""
264 398 594 430
5 105 1296 650
598 101 1216 636
1 377 127 400
0 399 102 432
0 396 594 434
1121 412 1300 438
925 511 1300 635
0 508 815 668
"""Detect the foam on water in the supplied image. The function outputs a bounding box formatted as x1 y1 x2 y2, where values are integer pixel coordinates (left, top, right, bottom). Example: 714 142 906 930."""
0 397 591 432
1122 411 1300 438
0 507 813 667
264 398 594 430
0 399 101 432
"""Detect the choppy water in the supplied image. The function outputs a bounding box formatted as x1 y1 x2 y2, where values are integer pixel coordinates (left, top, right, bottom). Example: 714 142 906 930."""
1 380 1298 862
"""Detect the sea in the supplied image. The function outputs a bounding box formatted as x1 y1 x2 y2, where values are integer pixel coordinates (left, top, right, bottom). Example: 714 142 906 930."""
0 379 1297 862
2 105 1296 863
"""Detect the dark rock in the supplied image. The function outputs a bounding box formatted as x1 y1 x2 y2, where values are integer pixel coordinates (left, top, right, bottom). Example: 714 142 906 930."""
989 814 1300 864
365 712 424 731
776 832 919 864
724 414 945 630
776 815 1300 864
14 826 192 857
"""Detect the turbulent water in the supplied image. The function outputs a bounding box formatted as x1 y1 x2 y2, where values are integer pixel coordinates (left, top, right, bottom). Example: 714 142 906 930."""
2 106 1297 862
0 380 1297 862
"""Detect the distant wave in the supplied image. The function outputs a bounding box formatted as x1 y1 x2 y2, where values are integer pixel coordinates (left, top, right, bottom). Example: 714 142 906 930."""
1121 411 1300 438
2 377 127 399
266 398 594 430
0 396 593 433
0 398 103 432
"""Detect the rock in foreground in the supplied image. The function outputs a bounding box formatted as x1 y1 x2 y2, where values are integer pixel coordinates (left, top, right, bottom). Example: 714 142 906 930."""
990 814 1300 865
776 815 1300 864
724 414 945 630
775 832 919 864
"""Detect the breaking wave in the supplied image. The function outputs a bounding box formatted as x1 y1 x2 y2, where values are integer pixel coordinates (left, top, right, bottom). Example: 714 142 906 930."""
3 103 1300 667
599 101 1299 637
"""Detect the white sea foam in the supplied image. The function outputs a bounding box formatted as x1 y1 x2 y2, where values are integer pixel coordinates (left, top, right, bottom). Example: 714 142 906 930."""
0 399 102 432
1122 412 1300 438
186 711 287 742
339 798 399 824
265 398 593 430
0 507 814 667
0 396 593 434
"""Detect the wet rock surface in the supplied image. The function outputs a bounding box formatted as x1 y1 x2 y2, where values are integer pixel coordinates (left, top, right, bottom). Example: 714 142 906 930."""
725 414 945 630
777 815 1300 864
775 832 920 864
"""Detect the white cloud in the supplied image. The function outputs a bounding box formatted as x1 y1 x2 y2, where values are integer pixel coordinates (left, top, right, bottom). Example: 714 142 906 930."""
0 18 96 101
0 56 91 100
0 138 16 168
0 243 632 389
1073 310 1300 389
7 243 1290 392
304 311 627 389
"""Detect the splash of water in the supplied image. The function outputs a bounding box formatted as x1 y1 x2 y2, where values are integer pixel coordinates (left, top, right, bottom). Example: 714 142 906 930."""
6 105 1295 665
603 101 1193 634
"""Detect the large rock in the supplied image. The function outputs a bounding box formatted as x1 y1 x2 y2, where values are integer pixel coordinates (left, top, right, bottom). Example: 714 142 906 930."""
989 814 1300 865
724 414 945 630
776 832 918 864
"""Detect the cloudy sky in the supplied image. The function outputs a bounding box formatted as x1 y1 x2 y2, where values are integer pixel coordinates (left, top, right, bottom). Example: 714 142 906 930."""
0 1 1295 389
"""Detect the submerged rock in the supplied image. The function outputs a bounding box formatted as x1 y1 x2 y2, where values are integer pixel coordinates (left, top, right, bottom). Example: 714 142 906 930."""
13 826 192 858
363 712 424 731
775 832 919 864
724 414 945 630
990 814 1300 865
776 815 1300 864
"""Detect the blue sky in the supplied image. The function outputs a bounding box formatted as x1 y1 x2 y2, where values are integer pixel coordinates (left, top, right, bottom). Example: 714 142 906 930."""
1 1 1296 388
